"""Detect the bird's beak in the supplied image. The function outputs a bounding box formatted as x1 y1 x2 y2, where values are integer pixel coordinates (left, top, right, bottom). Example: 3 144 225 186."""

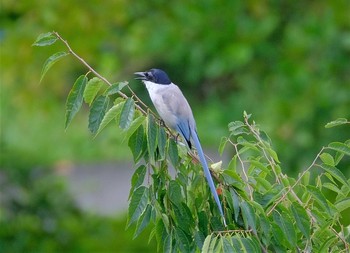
134 71 146 80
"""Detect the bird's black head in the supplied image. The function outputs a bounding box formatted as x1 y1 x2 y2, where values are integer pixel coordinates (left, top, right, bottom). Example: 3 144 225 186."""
134 68 171 85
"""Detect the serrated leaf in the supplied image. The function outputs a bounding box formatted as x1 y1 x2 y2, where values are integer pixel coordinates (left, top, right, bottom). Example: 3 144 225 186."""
241 201 256 233
325 118 348 128
104 81 128 96
119 98 135 130
228 121 246 135
168 180 182 207
231 237 243 252
125 115 146 141
127 186 149 228
291 203 310 239
273 211 296 248
133 204 152 239
129 165 147 199
65 75 87 129
175 228 190 253
323 182 345 197
208 234 219 253
198 211 209 236
335 197 350 213
240 238 261 253
164 233 173 253
202 235 212 253
219 137 228 155
249 159 270 175
194 231 205 250
95 100 124 136
307 185 331 215
320 164 349 188
128 125 146 163
328 142 350 156
88 95 109 134
168 139 179 167
32 32 57 46
267 147 280 163
41 51 69 83
158 127 167 160
222 237 234 253
83 77 104 105
230 189 240 222
147 114 158 160
320 152 335 166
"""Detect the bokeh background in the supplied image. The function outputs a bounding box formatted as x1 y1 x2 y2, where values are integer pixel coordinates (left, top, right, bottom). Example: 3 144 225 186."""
1 1 349 252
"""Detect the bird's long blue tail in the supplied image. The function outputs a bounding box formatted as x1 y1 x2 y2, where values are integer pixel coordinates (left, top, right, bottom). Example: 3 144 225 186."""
191 129 227 227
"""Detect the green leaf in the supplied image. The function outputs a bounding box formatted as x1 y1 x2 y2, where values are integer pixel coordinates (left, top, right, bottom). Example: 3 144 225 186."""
202 235 212 253
119 98 135 130
320 164 349 188
231 237 243 252
267 147 280 163
230 189 240 222
319 236 337 252
323 182 345 197
208 235 219 253
127 186 149 228
248 159 270 175
307 185 331 215
32 32 57 46
241 201 256 233
133 204 152 239
88 95 109 134
198 211 209 236
40 51 69 82
325 118 348 128
228 121 247 135
320 152 335 166
221 237 234 253
328 142 350 156
158 127 167 160
125 115 146 141
128 125 146 163
291 203 310 239
175 228 190 253
240 238 261 253
95 99 124 136
168 180 182 207
194 231 205 250
65 75 88 129
335 197 350 213
129 165 147 198
104 81 128 96
273 211 296 248
219 137 228 155
83 77 105 105
163 233 173 253
147 114 158 160
168 139 179 167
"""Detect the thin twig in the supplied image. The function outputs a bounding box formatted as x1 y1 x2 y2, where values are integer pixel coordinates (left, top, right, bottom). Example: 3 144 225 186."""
266 147 325 216
53 31 150 115
228 139 253 199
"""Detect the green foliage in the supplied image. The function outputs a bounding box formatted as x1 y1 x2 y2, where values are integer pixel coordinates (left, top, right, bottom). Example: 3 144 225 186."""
32 33 350 252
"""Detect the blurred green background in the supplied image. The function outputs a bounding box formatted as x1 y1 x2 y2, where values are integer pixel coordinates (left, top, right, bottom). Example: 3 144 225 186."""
1 0 349 252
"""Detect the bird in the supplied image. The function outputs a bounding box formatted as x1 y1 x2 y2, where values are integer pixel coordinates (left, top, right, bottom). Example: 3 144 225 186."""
134 68 226 227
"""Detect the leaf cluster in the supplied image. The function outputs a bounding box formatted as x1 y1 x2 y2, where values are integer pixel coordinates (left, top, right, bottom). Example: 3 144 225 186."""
33 32 350 252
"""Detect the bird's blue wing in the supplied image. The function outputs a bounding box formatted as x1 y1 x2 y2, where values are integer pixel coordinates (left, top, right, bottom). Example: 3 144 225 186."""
176 119 192 149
